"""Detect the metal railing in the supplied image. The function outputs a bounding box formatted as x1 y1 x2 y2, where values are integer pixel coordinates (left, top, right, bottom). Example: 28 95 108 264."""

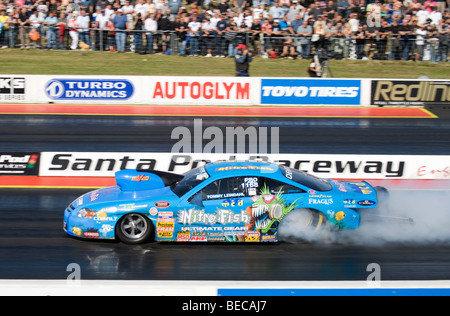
0 26 448 62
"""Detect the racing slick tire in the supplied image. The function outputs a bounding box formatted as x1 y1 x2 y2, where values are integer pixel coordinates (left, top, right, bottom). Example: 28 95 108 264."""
116 213 154 244
278 208 326 241
374 186 390 214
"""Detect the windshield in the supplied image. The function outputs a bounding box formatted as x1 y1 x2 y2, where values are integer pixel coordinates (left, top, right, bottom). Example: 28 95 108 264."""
170 166 210 197
279 165 332 191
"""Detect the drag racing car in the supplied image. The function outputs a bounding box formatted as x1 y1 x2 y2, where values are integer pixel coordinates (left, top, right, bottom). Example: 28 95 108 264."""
64 160 397 244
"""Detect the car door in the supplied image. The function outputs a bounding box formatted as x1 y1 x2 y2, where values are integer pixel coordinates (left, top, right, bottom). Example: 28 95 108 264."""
246 176 306 239
176 176 255 242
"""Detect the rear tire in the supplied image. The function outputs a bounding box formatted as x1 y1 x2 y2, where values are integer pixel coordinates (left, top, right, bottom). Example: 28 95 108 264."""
116 213 154 244
375 186 390 214
278 208 326 242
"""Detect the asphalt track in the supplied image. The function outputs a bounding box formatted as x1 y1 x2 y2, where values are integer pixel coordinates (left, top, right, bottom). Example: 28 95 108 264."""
0 105 449 281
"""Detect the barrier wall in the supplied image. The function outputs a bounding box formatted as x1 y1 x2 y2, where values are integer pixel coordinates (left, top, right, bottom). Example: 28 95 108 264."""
1 152 448 190
2 75 449 106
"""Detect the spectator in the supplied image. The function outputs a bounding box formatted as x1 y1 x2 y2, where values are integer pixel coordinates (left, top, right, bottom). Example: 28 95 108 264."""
133 13 144 53
388 19 400 60
415 23 427 61
399 17 413 60
215 13 227 57
188 14 201 56
112 8 128 52
144 12 157 53
18 6 30 49
234 43 252 76
29 10 41 48
57 11 67 50
0 9 8 48
269 1 285 19
44 10 58 49
352 24 365 59
201 16 214 56
7 10 19 48
297 19 312 58
174 15 188 55
94 8 109 51
76 9 90 47
67 12 79 50
158 12 173 54
437 21 448 62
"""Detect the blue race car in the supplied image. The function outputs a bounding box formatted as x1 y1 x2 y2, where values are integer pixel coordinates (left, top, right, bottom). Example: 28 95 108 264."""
64 160 391 244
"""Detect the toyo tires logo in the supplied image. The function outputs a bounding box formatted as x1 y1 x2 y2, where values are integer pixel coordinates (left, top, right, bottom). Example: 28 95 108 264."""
45 79 134 100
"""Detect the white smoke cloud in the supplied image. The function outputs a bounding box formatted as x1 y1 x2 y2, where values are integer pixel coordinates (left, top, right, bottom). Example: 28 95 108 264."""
279 190 450 246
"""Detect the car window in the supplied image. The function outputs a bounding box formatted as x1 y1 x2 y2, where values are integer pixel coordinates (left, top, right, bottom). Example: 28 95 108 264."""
171 166 210 197
279 165 332 191
188 175 305 205
258 177 305 194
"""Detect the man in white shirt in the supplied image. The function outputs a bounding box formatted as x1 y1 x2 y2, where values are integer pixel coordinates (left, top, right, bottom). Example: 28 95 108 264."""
415 24 427 61
428 5 442 26
188 15 201 56
416 6 430 25
94 8 109 50
122 0 134 20
76 9 90 46
144 13 157 53
134 0 149 19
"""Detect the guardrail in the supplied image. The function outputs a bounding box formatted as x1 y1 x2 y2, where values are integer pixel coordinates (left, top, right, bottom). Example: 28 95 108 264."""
2 26 447 62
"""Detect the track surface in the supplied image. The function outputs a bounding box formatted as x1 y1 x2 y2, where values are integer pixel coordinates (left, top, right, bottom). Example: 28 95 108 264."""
0 107 449 281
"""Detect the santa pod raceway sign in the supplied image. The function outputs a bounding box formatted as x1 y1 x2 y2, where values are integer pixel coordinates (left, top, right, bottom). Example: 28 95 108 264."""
148 77 254 105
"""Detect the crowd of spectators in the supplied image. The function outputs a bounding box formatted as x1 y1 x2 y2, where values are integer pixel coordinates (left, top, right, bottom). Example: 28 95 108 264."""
0 0 448 61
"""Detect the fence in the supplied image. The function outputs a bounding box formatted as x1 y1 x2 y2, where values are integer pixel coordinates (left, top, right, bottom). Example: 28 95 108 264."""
1 26 448 62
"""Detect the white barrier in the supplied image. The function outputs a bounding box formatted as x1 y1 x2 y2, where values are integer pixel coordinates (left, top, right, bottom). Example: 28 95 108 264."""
2 75 449 106
39 152 450 180
1 280 449 296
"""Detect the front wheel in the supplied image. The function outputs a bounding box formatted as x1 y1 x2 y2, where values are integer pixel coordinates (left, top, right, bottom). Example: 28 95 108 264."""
116 213 154 244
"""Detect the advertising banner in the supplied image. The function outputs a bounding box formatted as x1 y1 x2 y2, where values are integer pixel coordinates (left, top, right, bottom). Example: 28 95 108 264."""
371 80 450 106
40 75 142 104
39 152 449 180
145 76 256 105
260 79 362 105
0 152 40 175
0 77 27 102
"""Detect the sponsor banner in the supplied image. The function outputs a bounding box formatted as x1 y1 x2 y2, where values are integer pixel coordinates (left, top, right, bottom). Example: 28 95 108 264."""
371 80 450 106
0 77 26 102
0 152 40 175
39 152 449 180
260 79 361 105
146 76 256 105
45 79 134 101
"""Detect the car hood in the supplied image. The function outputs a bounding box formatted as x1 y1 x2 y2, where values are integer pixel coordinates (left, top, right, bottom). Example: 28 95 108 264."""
78 185 178 208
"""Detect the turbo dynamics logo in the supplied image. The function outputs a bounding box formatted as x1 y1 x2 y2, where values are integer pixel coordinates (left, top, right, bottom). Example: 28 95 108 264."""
45 79 134 100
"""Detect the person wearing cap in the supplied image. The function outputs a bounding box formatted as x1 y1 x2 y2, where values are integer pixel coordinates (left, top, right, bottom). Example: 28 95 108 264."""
111 8 128 52
234 43 252 76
